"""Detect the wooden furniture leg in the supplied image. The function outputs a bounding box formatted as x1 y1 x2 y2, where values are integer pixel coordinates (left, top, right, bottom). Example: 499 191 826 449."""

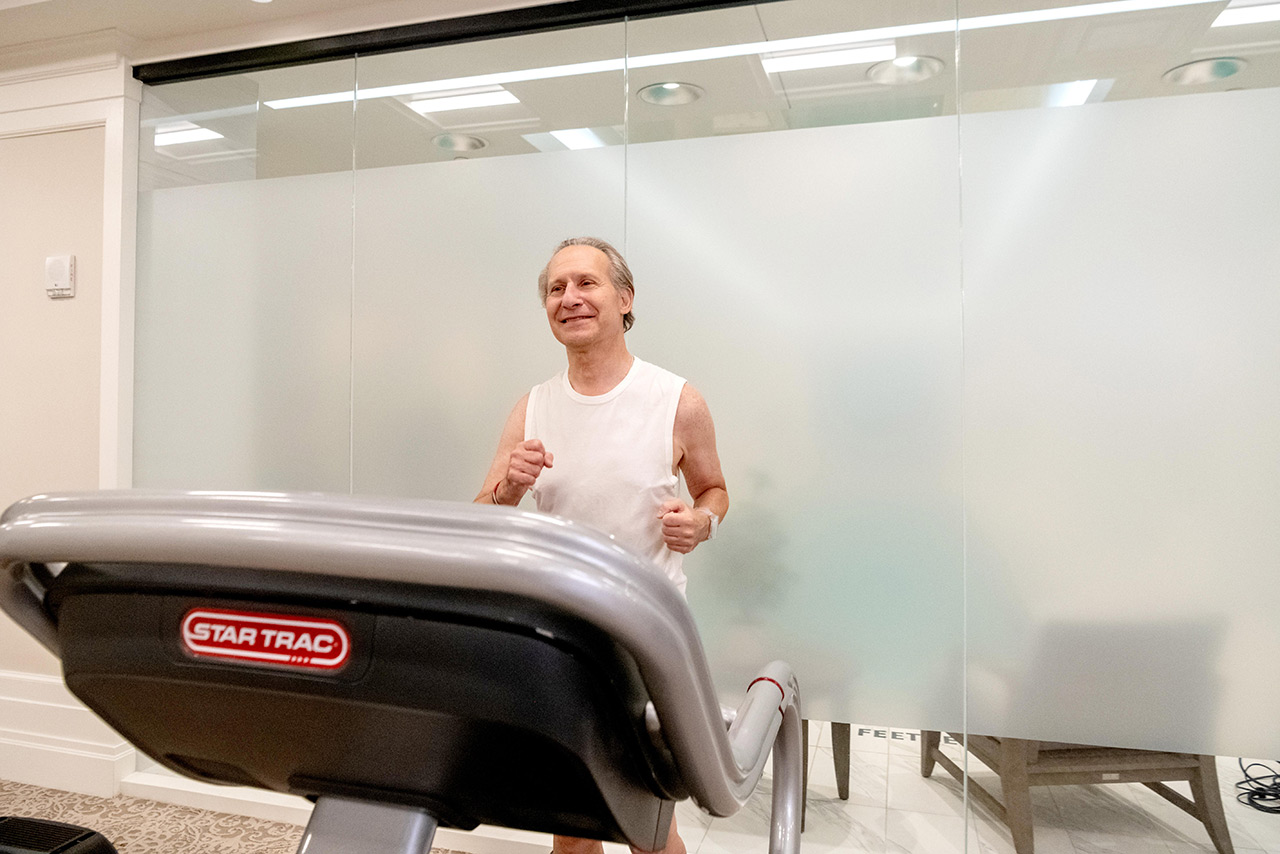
1188 755 1235 854
832 722 851 801
999 736 1035 854
920 730 940 777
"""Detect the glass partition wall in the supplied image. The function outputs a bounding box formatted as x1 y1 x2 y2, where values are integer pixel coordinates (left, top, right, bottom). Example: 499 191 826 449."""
133 1 1280 852
954 3 1280 851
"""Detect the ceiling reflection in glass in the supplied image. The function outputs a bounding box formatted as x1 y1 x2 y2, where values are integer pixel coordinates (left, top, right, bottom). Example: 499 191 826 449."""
138 0 1280 188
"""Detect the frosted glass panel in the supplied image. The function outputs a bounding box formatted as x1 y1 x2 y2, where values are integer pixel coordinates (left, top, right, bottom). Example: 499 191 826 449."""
349 25 625 499
343 3 965 725
961 88 1280 757
349 149 625 499
625 121 964 726
134 63 355 491
134 175 355 491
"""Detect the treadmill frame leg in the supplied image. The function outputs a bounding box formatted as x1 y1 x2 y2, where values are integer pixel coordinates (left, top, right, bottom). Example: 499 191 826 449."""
298 796 439 854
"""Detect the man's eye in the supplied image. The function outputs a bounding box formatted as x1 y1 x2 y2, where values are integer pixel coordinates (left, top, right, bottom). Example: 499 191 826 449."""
550 284 565 293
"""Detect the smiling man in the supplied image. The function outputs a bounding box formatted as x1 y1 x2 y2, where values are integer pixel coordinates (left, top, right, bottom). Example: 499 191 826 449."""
475 236 729 854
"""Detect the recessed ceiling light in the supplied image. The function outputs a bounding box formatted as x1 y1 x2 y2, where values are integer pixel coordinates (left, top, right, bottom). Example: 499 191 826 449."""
1213 1 1280 25
1162 57 1246 84
867 56 944 84
637 82 704 105
433 133 488 152
408 89 519 114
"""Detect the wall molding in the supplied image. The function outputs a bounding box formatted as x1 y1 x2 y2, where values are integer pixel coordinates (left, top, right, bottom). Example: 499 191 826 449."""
0 118 105 139
0 29 135 87
0 670 135 797
0 57 139 492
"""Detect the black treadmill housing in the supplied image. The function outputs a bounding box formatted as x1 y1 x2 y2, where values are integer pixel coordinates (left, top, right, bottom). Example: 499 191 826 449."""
47 561 681 849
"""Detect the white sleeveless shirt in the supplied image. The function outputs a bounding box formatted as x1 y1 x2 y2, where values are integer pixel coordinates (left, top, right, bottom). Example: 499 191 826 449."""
525 357 688 594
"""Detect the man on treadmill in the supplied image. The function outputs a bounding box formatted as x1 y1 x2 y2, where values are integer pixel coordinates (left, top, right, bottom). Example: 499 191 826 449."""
477 236 729 854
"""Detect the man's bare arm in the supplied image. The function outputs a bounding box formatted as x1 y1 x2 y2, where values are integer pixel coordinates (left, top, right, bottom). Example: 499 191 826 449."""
659 384 728 553
476 394 554 505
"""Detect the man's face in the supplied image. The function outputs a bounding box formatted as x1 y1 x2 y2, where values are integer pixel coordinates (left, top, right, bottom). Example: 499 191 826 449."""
543 245 632 348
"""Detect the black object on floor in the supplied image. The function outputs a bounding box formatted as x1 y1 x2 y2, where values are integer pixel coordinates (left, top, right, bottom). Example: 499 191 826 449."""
0 816 118 854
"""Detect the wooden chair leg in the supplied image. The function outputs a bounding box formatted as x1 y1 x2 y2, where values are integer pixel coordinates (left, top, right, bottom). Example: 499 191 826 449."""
920 730 940 777
999 737 1035 854
832 722 851 800
1190 754 1235 854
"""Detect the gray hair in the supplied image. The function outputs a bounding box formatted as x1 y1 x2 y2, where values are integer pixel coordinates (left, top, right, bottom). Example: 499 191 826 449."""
537 236 636 332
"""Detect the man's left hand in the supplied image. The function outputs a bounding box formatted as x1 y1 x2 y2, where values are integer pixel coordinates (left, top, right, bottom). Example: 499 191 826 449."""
658 499 710 554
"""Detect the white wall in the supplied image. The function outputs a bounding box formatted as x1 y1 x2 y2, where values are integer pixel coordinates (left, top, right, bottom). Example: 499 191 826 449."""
0 126 103 673
0 57 140 797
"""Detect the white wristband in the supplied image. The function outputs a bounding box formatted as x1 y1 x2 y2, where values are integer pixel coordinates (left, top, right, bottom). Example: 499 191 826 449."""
696 507 719 540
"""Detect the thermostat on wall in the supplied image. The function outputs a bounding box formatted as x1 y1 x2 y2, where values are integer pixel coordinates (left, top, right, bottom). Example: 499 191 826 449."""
46 255 75 299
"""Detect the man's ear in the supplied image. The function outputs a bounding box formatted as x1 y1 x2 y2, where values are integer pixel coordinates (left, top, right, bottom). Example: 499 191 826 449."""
619 287 634 315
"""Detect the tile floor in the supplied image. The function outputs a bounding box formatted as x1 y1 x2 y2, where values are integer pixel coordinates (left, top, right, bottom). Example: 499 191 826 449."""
118 721 1280 854
635 723 1280 854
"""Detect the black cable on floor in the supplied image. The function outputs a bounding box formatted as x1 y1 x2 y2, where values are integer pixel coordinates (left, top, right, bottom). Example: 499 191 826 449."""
1236 759 1280 814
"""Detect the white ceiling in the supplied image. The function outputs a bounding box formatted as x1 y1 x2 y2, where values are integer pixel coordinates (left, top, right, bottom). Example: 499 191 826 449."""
0 0 556 64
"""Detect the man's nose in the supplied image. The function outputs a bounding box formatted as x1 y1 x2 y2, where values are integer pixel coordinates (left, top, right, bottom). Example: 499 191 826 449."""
562 282 584 304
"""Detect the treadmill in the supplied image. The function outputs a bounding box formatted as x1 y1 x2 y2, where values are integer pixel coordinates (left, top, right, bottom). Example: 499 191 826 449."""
0 490 801 854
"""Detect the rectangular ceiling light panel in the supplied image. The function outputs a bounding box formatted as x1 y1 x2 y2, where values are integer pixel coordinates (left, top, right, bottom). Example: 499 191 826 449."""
761 44 897 73
407 89 520 114
1213 1 1280 25
154 127 225 146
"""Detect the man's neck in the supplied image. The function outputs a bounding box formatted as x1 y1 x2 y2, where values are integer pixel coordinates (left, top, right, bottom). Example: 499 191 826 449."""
565 340 634 396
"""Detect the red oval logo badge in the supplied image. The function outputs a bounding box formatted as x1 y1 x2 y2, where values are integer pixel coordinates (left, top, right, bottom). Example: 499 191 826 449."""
181 608 350 671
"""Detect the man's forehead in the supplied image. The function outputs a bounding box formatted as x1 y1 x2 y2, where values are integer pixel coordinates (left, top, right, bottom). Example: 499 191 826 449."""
548 245 610 279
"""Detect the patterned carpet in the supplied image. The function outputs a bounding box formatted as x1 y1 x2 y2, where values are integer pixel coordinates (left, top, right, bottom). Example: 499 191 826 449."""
0 779 472 854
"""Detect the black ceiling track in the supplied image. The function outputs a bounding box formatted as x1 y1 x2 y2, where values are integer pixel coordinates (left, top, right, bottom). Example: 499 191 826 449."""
133 0 786 86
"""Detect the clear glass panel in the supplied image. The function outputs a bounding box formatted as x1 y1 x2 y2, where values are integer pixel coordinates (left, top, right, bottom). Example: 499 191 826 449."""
623 5 966 851
133 61 356 491
624 0 965 727
349 25 627 499
959 0 1280 758
627 0 958 144
958 0 1280 848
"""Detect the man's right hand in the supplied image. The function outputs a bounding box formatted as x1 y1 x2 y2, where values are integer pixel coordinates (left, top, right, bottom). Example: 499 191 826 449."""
495 439 553 504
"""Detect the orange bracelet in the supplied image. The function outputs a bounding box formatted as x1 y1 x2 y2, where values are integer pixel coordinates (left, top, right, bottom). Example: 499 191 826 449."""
492 480 503 505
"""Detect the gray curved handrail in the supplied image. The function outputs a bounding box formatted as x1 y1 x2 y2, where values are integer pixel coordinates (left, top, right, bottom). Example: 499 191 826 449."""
0 490 801 854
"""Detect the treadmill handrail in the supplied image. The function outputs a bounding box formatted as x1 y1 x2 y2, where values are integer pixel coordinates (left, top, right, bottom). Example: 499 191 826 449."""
0 490 798 826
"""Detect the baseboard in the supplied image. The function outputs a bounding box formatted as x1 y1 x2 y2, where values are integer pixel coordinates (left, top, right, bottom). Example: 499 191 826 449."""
118 769 315 825
0 669 135 797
